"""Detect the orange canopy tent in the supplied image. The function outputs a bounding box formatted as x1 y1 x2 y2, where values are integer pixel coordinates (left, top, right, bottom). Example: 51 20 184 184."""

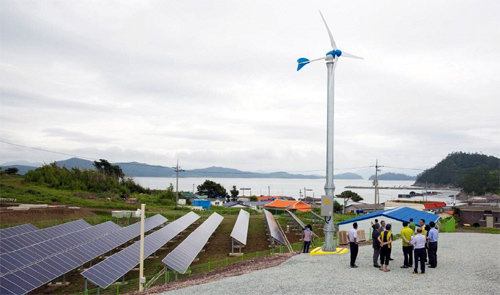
264 200 312 212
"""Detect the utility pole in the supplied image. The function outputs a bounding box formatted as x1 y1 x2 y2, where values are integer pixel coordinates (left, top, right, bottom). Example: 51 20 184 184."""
268 185 270 196
372 159 384 205
304 187 313 199
138 203 145 292
172 160 185 207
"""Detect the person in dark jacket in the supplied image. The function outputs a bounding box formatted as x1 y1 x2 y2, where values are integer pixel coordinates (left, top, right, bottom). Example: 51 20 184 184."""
372 223 381 267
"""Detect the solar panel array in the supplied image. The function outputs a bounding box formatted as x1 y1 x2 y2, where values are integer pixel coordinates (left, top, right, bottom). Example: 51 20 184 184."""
0 215 166 295
230 209 249 245
163 212 223 274
0 221 121 277
310 211 323 221
286 210 318 238
0 224 38 240
0 219 91 253
263 209 286 245
82 212 200 288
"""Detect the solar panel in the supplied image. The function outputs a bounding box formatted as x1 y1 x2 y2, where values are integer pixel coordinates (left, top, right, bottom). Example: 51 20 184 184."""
82 212 200 289
163 212 223 274
0 221 121 277
263 209 286 246
286 210 318 238
0 219 91 254
0 224 38 240
0 215 166 295
310 211 323 221
230 209 249 245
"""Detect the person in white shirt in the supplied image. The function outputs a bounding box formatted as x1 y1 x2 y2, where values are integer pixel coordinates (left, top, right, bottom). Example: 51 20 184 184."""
302 225 313 253
348 222 359 268
410 227 427 274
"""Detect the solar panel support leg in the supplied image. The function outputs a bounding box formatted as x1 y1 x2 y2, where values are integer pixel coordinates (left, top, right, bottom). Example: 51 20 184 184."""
97 287 100 295
62 274 66 283
164 267 168 284
84 279 88 295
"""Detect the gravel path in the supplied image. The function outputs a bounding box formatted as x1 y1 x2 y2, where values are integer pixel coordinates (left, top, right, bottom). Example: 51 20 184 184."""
157 233 500 295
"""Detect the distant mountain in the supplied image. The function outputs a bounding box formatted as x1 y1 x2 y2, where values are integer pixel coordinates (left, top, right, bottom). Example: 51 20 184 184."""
182 166 322 179
1 165 37 175
115 161 175 177
4 158 323 179
1 160 42 167
369 172 416 181
415 152 499 194
55 157 95 170
335 172 363 179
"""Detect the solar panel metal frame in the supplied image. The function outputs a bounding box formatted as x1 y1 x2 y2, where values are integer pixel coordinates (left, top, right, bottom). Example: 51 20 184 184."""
0 215 167 295
230 209 249 245
0 224 38 240
163 212 223 274
0 219 91 254
263 209 286 246
81 212 200 289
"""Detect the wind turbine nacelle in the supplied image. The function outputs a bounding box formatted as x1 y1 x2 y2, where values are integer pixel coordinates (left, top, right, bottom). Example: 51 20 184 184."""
326 50 342 58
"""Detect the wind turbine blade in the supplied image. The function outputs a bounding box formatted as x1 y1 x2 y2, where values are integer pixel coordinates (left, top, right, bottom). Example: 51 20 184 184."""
298 57 325 64
319 11 337 50
296 57 325 71
341 51 364 60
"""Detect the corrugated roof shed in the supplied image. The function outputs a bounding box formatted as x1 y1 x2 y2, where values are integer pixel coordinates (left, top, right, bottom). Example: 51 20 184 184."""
338 206 440 225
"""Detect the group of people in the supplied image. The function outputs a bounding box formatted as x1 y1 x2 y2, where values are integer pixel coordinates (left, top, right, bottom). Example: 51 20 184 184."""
348 218 439 274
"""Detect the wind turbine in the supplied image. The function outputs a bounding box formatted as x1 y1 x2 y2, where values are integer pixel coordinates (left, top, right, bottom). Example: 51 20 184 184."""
297 11 362 252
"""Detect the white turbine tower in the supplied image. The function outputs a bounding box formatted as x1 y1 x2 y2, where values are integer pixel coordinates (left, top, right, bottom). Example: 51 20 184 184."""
297 11 362 252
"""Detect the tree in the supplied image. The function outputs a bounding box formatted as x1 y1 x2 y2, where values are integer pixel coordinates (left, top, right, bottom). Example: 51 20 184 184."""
93 159 124 180
5 167 19 175
249 195 258 201
336 190 363 214
230 185 239 201
197 180 228 199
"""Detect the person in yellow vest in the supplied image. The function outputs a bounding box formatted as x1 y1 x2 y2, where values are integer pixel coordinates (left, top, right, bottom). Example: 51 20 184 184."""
400 221 414 268
378 223 392 272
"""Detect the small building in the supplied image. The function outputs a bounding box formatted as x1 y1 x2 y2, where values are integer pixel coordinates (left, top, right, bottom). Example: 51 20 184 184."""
386 200 447 212
264 200 312 212
224 201 251 209
192 199 211 210
338 207 440 240
458 206 500 228
209 198 226 206
344 203 385 214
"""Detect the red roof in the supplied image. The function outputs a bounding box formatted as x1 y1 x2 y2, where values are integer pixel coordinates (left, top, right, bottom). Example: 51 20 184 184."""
264 200 312 212
423 202 447 209
258 196 280 201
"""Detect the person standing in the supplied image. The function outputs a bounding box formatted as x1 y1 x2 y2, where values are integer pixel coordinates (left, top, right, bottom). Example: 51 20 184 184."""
428 221 439 268
409 218 416 231
302 225 313 253
380 220 386 231
378 223 392 272
348 222 359 268
400 221 414 268
411 227 427 274
372 223 381 268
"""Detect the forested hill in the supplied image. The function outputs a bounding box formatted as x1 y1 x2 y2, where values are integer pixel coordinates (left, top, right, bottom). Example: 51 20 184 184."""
414 152 499 194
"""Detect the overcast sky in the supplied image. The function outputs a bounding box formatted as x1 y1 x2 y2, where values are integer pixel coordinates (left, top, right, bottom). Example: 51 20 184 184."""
1 0 499 175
